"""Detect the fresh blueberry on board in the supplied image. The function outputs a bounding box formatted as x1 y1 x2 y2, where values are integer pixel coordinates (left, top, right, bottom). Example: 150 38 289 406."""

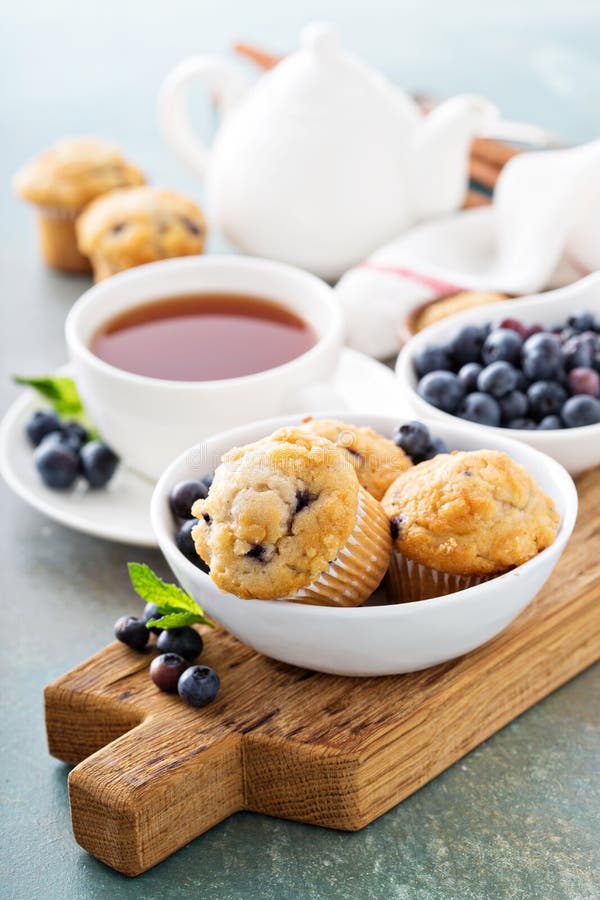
114 615 149 651
25 409 62 446
80 441 119 488
414 344 454 377
178 665 220 708
157 626 204 661
62 420 88 449
150 653 190 693
142 602 163 635
201 472 215 491
481 328 523 366
417 435 449 462
417 371 465 413
169 479 209 520
34 439 80 489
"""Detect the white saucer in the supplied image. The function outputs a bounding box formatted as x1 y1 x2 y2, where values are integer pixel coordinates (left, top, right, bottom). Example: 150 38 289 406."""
0 349 405 547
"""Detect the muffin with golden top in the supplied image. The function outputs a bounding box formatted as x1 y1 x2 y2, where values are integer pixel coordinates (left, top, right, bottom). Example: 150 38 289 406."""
13 137 145 272
296 417 412 500
191 427 391 607
76 185 206 281
382 449 559 601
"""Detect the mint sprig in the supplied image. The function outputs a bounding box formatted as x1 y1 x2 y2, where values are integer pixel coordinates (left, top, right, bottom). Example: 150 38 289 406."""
13 374 99 438
128 562 213 630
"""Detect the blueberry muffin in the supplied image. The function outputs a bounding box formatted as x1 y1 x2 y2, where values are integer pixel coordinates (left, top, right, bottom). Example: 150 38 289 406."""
191 427 392 606
296 418 412 500
382 449 559 601
76 186 206 281
13 137 145 272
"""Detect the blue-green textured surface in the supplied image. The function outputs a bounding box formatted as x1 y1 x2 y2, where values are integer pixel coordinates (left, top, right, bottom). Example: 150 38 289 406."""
1 2 599 897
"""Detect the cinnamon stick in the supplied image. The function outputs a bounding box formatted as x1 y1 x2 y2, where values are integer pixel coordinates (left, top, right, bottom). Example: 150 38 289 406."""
233 42 281 70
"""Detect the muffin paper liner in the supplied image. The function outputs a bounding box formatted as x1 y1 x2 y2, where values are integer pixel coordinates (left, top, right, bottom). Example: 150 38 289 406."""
385 551 495 603
40 206 80 221
291 488 392 608
37 207 91 273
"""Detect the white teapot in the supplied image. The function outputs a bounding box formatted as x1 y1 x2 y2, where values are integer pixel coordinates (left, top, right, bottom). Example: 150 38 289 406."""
159 23 495 280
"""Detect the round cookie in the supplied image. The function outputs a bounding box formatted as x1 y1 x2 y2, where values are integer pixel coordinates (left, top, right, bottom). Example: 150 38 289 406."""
76 186 206 280
296 418 412 500
14 137 145 272
191 427 391 605
382 449 559 577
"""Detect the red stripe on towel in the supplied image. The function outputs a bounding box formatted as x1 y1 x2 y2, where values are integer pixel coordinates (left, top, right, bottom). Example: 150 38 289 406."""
359 262 464 297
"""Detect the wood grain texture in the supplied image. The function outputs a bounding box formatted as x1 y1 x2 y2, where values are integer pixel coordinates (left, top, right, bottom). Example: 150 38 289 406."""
45 467 600 876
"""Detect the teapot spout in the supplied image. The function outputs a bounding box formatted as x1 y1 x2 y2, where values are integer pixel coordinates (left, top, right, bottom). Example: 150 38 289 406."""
410 95 497 222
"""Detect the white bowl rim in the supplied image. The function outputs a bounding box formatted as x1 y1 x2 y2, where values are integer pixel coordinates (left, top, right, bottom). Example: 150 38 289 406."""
396 274 600 440
151 411 578 619
65 255 341 392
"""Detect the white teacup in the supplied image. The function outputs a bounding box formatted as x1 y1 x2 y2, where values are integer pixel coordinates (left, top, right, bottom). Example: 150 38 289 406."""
65 256 343 481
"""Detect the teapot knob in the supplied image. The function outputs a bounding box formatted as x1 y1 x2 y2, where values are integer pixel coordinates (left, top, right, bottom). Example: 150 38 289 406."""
300 21 339 58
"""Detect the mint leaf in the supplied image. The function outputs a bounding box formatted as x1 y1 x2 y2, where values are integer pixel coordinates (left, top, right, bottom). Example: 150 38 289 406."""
146 612 208 629
13 375 99 438
128 562 213 630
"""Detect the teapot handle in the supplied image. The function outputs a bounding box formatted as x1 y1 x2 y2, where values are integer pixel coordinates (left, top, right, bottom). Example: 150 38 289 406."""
158 55 250 177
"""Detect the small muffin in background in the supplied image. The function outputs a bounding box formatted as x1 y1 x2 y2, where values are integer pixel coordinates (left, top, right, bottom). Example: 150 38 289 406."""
296 418 412 500
13 137 145 273
191 427 391 607
401 291 507 343
76 186 206 281
382 449 559 602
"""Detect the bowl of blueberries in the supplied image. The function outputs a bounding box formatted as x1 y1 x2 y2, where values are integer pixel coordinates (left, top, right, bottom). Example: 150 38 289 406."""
396 273 600 475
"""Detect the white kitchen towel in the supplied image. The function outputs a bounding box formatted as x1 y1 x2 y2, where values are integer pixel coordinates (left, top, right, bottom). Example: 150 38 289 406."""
336 139 600 358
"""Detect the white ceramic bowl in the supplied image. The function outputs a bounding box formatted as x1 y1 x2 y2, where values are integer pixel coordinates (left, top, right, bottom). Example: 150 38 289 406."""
396 273 600 476
151 412 577 677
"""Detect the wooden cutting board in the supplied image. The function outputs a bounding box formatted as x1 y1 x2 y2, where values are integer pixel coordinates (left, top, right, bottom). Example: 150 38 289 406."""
45 467 600 877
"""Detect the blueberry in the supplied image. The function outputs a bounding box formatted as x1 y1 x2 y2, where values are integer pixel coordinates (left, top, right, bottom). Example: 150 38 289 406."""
176 519 209 571
538 415 563 430
417 371 465 413
150 652 189 692
201 472 214 491
457 362 483 392
514 370 530 392
567 367 600 397
34 438 80 489
499 317 529 339
499 390 529 422
450 325 487 366
414 344 454 377
482 328 523 366
62 420 88 449
507 417 537 430
114 615 149 651
25 410 62 447
416 435 449 462
561 395 600 427
457 392 501 426
522 333 563 380
80 441 119 488
177 665 220 707
568 311 596 332
562 333 597 370
527 381 568 420
142 601 163 635
169 479 209 519
392 420 431 459
157 626 203 661
477 361 518 398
